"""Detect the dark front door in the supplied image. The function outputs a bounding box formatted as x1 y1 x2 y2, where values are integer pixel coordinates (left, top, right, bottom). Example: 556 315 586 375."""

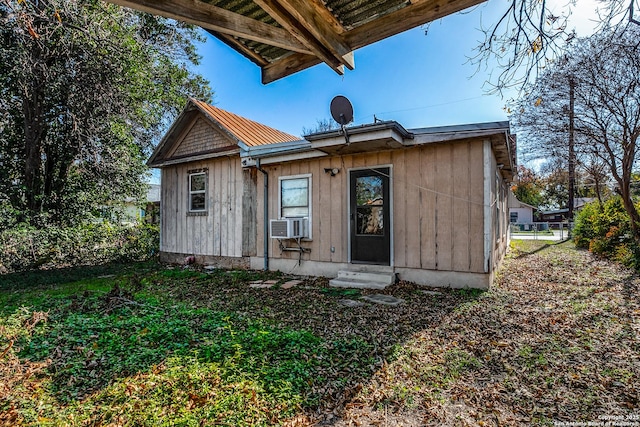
350 168 391 265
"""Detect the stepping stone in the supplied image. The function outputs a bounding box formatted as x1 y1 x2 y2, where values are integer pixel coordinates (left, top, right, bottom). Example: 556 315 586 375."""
263 280 279 285
204 265 217 271
360 294 404 306
339 299 365 307
249 283 273 289
421 290 443 296
97 274 116 279
281 280 303 289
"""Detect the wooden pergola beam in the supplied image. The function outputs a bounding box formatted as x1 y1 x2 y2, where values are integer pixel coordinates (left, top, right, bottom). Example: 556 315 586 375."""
107 0 488 83
270 0 354 69
262 0 487 83
261 53 322 85
108 0 312 55
253 0 352 75
210 31 270 67
345 0 486 50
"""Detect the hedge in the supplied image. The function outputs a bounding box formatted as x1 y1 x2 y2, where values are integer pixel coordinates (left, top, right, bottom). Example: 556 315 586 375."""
0 222 159 273
573 196 640 269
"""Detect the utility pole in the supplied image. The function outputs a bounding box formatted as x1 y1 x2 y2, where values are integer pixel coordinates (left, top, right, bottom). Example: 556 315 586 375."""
568 76 576 221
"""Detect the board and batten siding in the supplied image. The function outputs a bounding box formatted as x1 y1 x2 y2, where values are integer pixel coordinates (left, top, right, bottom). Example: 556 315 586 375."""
160 155 244 259
169 117 236 158
256 139 489 275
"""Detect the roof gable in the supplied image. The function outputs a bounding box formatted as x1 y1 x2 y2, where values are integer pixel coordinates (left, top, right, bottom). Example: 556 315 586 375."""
167 116 237 158
148 99 300 167
190 99 299 147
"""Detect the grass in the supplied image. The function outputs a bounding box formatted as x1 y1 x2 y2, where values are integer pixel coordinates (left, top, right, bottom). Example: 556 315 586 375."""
0 268 376 425
1 242 639 425
508 238 559 258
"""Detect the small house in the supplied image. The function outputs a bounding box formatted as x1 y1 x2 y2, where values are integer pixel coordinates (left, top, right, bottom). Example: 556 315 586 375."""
148 99 515 289
508 192 536 229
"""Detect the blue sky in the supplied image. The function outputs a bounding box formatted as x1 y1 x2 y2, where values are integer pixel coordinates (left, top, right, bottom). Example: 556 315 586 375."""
192 0 601 137
196 1 510 137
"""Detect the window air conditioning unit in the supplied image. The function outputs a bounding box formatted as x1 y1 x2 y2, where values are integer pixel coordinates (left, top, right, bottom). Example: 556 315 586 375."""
270 218 308 239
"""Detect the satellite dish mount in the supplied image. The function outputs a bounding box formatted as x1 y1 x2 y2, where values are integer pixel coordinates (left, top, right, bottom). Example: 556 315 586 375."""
330 95 354 145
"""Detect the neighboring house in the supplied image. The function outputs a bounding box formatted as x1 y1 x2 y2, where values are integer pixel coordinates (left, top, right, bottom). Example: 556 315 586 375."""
120 184 161 224
148 99 516 289
142 184 161 225
508 192 536 227
99 184 162 224
539 209 568 223
538 198 596 222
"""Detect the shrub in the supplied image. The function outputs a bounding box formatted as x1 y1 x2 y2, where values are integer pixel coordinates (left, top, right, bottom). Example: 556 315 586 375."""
0 222 159 273
573 196 640 268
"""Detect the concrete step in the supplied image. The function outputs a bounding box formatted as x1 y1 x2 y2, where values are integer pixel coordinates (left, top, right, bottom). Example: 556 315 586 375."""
336 270 395 284
329 277 390 290
329 269 396 290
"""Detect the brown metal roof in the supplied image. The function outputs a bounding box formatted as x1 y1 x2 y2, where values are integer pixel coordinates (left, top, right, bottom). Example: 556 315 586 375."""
147 99 300 166
106 0 486 83
192 99 300 146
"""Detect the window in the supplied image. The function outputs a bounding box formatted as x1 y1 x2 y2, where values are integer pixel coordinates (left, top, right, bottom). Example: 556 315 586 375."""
510 212 518 223
279 174 312 237
189 171 207 212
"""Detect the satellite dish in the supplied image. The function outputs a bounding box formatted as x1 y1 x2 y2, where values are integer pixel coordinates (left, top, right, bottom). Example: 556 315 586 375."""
330 95 354 126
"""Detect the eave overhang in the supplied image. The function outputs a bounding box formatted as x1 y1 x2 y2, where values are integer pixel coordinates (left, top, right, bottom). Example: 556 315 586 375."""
410 121 515 180
304 121 413 155
149 147 241 168
240 139 327 166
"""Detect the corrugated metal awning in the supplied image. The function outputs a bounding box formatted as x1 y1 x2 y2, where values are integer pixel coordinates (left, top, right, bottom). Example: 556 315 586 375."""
105 0 486 83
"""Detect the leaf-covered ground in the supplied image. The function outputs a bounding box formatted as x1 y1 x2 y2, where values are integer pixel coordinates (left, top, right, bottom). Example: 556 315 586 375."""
0 241 638 426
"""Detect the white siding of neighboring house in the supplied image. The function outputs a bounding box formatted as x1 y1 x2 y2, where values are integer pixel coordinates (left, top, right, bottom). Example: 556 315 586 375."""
509 207 533 224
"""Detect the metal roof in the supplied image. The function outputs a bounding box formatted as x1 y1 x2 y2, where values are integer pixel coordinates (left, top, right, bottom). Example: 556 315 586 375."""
107 0 486 83
244 119 515 180
190 99 300 147
410 121 511 135
147 98 300 166
148 100 515 181
304 120 413 141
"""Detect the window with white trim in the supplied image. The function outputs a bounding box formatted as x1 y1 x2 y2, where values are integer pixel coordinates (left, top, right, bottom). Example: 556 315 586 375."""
188 171 207 212
279 174 312 237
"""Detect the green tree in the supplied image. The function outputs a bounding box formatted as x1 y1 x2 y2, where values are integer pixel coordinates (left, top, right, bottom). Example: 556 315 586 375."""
0 0 211 227
539 160 569 211
511 165 543 208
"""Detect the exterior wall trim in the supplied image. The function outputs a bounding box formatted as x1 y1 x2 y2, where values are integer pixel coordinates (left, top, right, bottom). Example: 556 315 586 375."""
483 139 492 273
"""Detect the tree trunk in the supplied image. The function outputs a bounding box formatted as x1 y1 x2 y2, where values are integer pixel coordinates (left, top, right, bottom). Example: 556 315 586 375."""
21 32 51 224
22 87 45 220
594 174 603 210
568 77 576 220
621 189 640 244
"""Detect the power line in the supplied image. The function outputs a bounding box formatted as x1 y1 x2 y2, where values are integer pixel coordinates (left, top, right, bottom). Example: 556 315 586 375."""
353 95 487 124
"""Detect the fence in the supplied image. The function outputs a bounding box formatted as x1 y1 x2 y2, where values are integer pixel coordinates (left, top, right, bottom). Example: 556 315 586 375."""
510 222 573 240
